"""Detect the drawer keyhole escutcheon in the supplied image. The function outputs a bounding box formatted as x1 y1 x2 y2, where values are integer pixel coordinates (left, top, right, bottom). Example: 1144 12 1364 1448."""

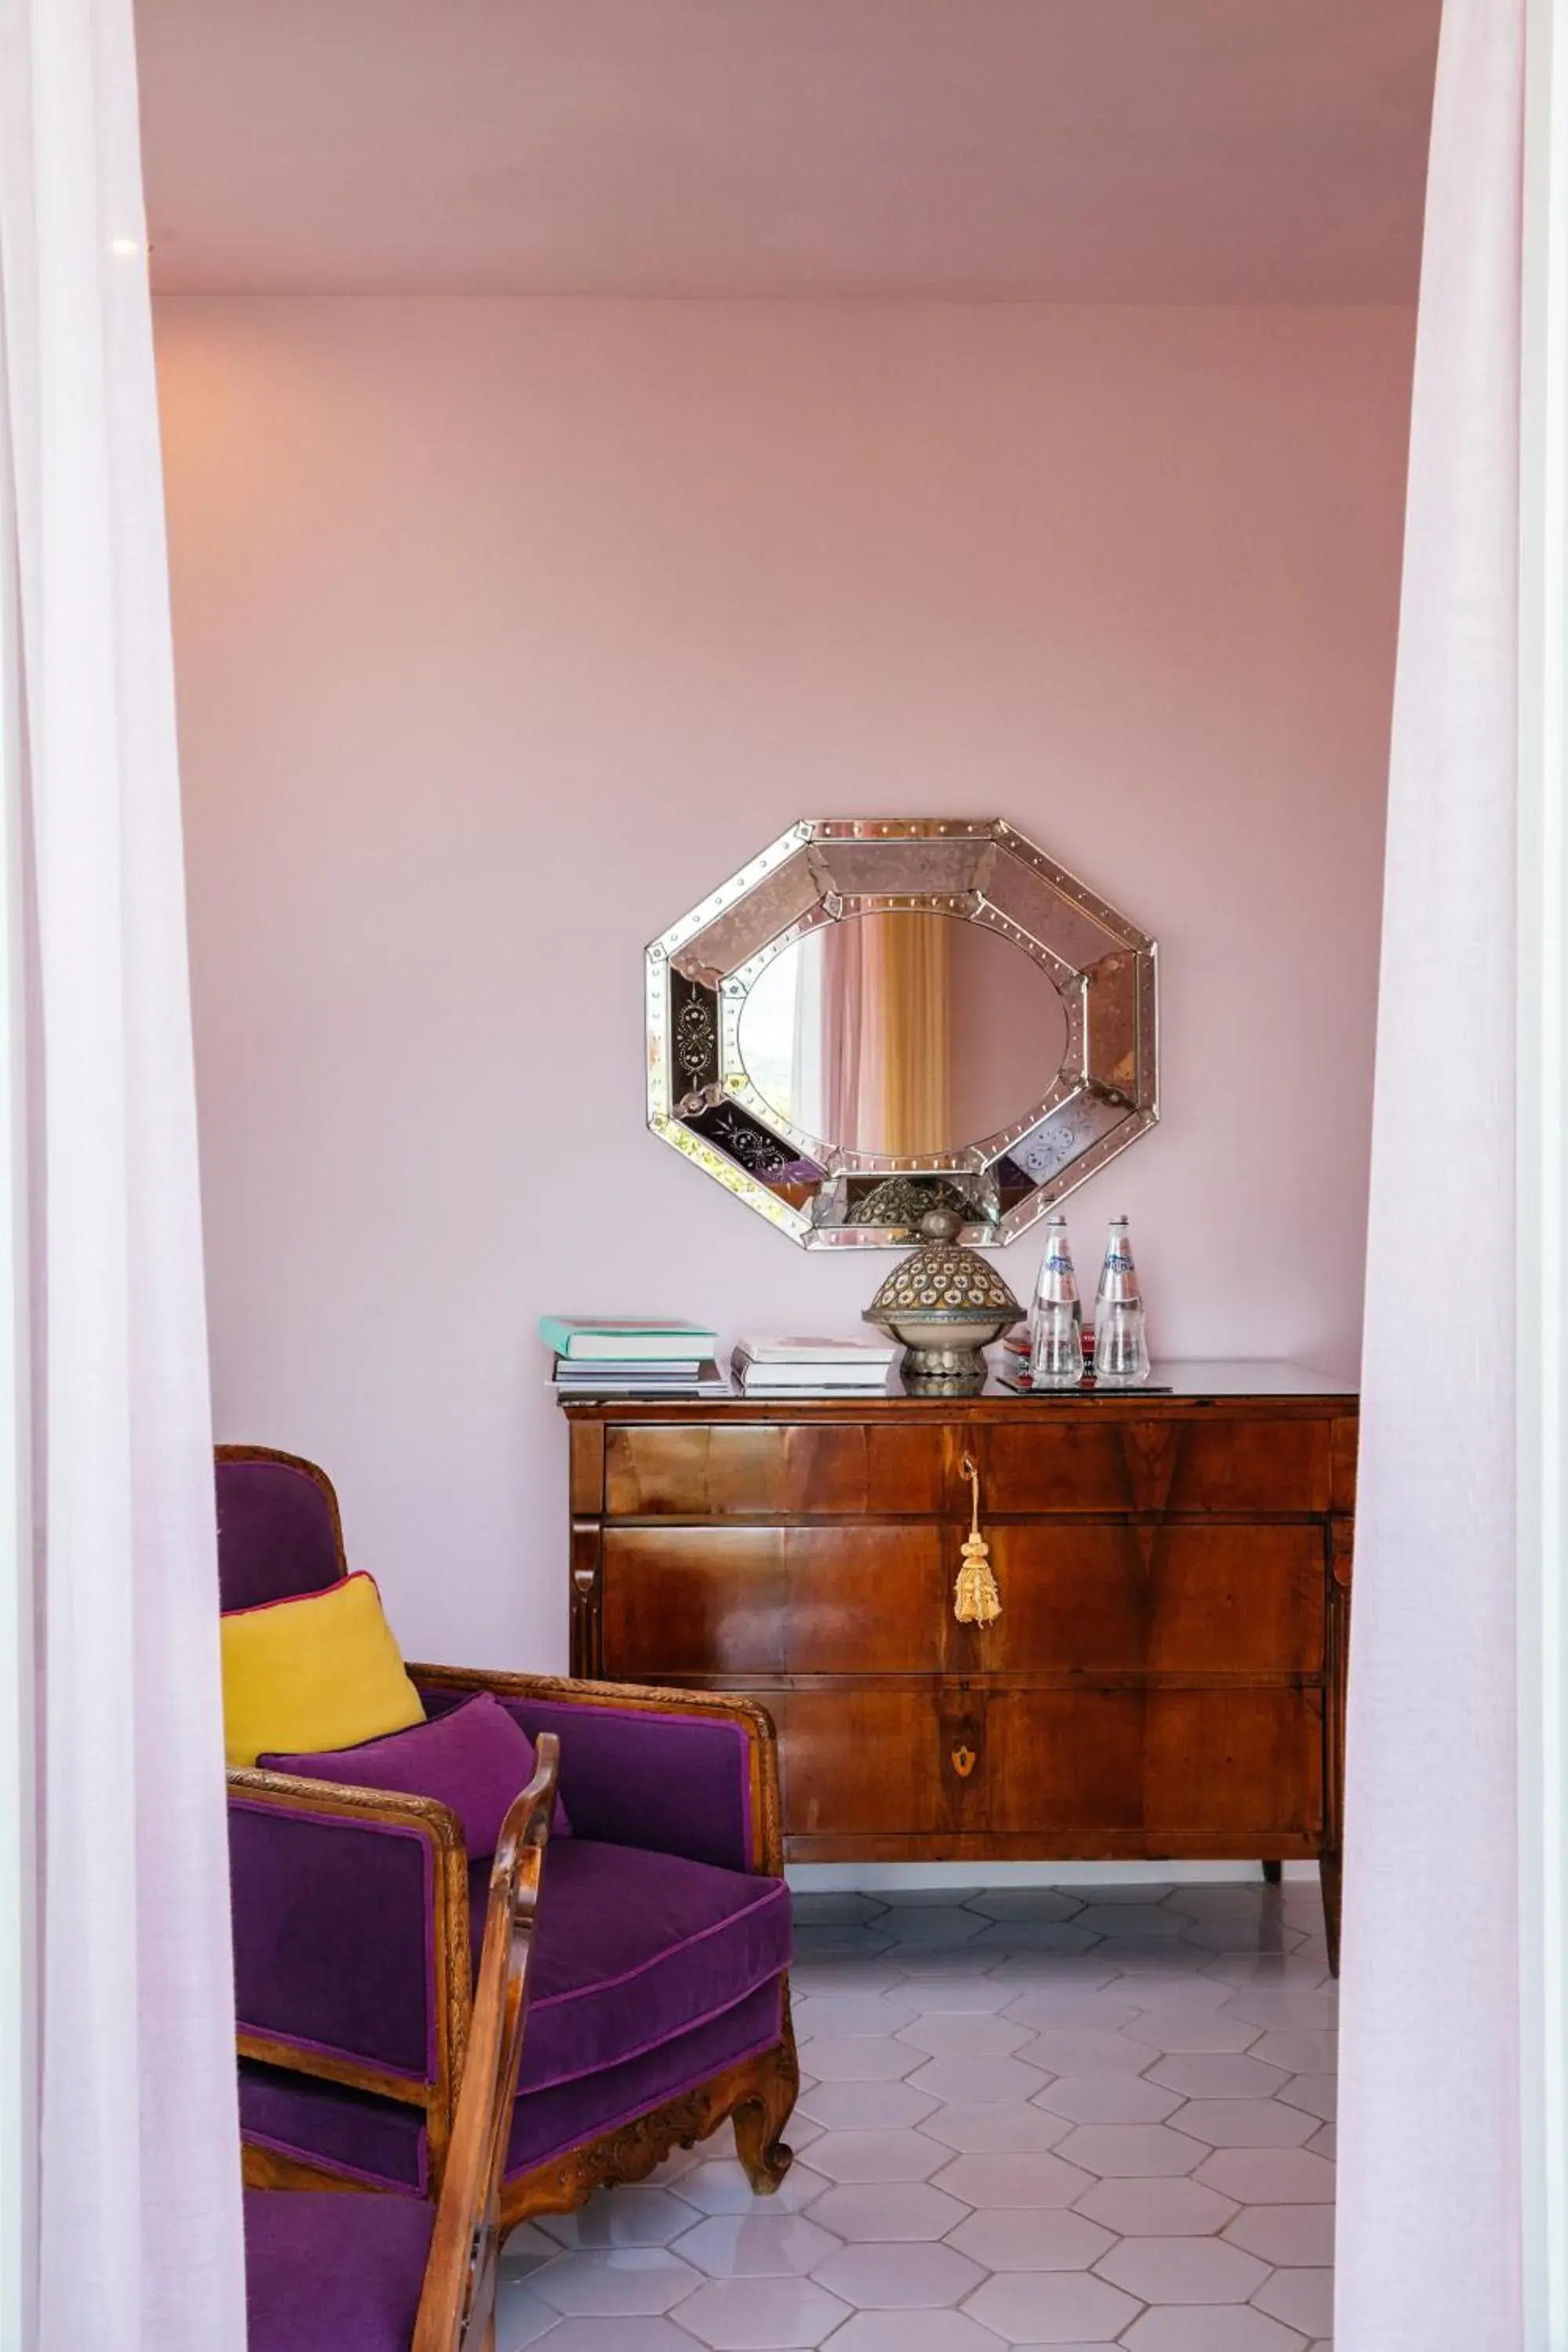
953 1453 1002 1626
951 1744 977 1778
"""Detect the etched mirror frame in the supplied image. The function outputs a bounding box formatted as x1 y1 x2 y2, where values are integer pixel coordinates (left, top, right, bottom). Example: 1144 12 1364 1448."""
646 818 1159 1248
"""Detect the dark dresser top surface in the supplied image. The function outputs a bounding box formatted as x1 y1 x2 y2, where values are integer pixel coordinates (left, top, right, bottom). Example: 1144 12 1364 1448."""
561 1359 1358 1419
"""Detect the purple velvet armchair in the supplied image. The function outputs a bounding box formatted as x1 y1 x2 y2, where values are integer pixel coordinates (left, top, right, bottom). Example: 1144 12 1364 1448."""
220 1446 797 2227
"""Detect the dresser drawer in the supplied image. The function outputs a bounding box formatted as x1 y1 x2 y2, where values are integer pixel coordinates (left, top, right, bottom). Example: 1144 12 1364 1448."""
986 1686 1324 1841
967 1522 1326 1675
603 1423 947 1518
969 1414 1333 1516
601 1524 948 1675
776 1685 983 1839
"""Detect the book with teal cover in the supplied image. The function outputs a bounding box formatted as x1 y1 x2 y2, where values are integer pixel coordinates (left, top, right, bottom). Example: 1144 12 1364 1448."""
539 1316 718 1362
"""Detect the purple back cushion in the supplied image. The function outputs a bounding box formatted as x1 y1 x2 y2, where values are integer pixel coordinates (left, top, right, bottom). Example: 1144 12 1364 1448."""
263 1691 570 1857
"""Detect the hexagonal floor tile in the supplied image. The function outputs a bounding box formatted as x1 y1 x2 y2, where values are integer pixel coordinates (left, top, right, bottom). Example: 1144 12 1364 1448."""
1202 1955 1333 1990
670 2212 842 2278
1144 2054 1289 2100
674 2275 850 2349
1253 2268 1335 2336
1248 2029 1338 2074
811 2239 986 2310
530 2247 704 2318
1073 2176 1240 2237
492 2279 557 2349
1058 1883 1180 1905
963 2267 1142 2343
898 2012 1033 2058
1000 1992 1140 2034
1073 1904 1189 1940
880 1908 993 1948
807 2129 949 2183
1018 2028 1151 2077
793 1993 920 2039
1167 2099 1316 2149
969 1920 1103 1955
800 2034 926 2083
791 1892 889 1926
1034 2074 1183 2125
946 2205 1116 2272
1122 2010 1261 2055
516 2320 699 2352
965 1889 1087 1921
536 2190 701 2249
798 2077 938 2131
1112 1976 1236 2013
673 2158 832 2216
824 2314 1009 2351
1276 2074 1338 2122
906 2054 1049 2106
1051 2122 1204 2178
806 2180 972 2241
918 2102 1074 2154
1222 2203 1336 2265
905 1973 1025 2013
931 2150 1096 2209
793 1926 895 1961
984 1951 1122 1984
1176 1918 1302 1955
1094 2234 1269 2304
1220 1989 1338 2031
880 1888 988 1907
1092 1940 1213 1975
1119 2307 1308 2350
1195 2147 1336 2203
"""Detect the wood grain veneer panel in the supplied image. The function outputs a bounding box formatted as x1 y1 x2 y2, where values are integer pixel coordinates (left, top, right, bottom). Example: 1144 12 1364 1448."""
967 1523 1326 1675
601 1529 786 1676
603 1423 947 1518
777 1686 951 1838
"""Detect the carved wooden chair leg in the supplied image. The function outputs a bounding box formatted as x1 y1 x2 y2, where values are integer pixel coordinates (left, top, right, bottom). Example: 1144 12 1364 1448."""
1261 1860 1283 1884
731 2013 800 2194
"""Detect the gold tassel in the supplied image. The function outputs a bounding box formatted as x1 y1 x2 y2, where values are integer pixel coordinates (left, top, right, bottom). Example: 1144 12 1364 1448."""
953 1457 1002 1626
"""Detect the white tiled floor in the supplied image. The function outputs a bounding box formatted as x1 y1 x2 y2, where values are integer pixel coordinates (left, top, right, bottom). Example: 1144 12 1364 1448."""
496 1879 1335 2350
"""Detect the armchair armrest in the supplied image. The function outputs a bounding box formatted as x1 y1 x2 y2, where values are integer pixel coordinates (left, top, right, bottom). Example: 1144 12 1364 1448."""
227 1766 471 2161
408 1668 782 1878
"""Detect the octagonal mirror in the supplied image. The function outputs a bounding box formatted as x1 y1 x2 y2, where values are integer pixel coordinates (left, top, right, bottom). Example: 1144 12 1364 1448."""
646 818 1159 1247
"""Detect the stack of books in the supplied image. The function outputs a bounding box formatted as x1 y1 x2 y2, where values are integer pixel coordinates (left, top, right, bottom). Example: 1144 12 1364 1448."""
731 1336 898 1396
540 1317 729 1398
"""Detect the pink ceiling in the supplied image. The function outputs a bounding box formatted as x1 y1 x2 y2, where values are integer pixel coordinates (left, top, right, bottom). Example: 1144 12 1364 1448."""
134 0 1439 300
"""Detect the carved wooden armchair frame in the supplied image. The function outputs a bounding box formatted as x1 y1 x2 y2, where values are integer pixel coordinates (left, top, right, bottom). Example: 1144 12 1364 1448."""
222 1446 797 2228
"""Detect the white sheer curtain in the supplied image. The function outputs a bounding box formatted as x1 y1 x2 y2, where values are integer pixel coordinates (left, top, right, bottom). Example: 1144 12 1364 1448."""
1336 0 1526 2343
0 0 249 2344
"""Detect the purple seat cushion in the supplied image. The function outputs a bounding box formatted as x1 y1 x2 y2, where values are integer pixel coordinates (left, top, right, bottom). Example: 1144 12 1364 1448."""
244 2187 433 2352
263 1691 570 1857
217 1458 343 1612
470 1837 791 2092
240 1976 786 2192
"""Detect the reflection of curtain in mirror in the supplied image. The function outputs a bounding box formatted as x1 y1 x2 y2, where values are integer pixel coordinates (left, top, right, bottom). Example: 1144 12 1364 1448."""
822 914 951 1156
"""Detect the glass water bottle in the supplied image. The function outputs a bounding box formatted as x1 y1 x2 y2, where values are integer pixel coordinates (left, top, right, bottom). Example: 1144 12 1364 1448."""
1093 1216 1151 1385
1029 1215 1084 1387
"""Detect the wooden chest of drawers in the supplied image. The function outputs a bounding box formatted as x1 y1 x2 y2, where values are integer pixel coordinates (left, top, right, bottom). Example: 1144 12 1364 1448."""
563 1366 1356 1961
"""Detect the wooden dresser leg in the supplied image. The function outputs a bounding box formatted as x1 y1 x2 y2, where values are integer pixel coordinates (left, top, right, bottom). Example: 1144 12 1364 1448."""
1261 1860 1283 1884
1320 1852 1342 1977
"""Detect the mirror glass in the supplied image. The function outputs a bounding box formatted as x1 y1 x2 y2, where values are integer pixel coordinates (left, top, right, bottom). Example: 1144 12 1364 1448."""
739 911 1069 1158
647 818 1158 1247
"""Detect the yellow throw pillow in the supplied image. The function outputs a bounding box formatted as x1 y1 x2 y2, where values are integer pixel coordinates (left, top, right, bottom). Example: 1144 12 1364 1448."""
222 1571 426 1769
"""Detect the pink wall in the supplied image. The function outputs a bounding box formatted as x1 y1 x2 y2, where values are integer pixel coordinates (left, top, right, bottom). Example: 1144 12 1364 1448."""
154 298 1412 1668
